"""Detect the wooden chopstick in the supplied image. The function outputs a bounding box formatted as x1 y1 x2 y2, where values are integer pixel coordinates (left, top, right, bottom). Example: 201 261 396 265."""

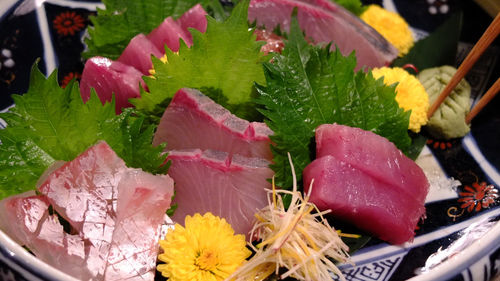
427 12 500 119
465 76 500 124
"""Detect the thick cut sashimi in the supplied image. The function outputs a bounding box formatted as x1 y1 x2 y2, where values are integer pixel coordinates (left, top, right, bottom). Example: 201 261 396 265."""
38 141 126 237
303 124 429 244
303 155 425 244
147 5 207 53
177 4 208 36
0 193 91 280
248 0 398 69
0 143 173 280
117 34 163 75
0 191 46 246
147 17 192 52
35 215 89 280
315 124 429 205
104 170 174 281
167 149 273 237
38 141 128 279
115 5 207 74
298 0 337 11
153 88 273 160
80 57 145 114
37 141 174 280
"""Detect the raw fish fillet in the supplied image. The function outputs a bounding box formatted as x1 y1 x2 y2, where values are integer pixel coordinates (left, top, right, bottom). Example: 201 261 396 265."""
38 142 126 238
0 192 92 280
303 155 425 244
147 17 192 52
80 57 145 114
248 0 398 69
38 141 128 278
315 124 429 205
117 34 163 75
147 5 207 53
153 88 273 160
0 191 46 246
38 141 174 280
80 5 208 114
104 170 174 281
167 149 273 237
177 4 208 37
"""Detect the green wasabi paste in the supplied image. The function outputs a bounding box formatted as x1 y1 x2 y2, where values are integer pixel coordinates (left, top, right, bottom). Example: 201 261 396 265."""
418 65 472 140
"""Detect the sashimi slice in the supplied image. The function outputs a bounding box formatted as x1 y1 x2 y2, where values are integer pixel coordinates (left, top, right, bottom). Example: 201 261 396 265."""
297 0 337 11
303 155 425 244
167 149 273 237
117 34 163 75
104 170 174 281
80 57 145 114
37 141 175 280
147 17 192 52
0 193 92 280
248 0 398 69
153 88 273 160
177 4 208 36
35 215 89 280
38 141 126 236
0 191 46 246
38 141 128 279
315 124 429 205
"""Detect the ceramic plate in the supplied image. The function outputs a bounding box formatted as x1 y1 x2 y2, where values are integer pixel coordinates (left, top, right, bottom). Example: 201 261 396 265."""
0 0 499 280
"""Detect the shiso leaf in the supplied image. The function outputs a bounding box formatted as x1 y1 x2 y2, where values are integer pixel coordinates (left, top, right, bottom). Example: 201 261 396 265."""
131 0 266 120
392 11 463 70
100 109 168 175
406 132 428 161
0 63 167 200
256 17 411 188
83 0 226 60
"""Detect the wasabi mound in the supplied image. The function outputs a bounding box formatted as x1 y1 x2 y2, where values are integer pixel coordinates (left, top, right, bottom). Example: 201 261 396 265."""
418 65 472 139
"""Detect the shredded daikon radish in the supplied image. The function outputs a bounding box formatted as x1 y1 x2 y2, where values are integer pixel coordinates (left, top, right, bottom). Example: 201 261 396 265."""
226 153 352 281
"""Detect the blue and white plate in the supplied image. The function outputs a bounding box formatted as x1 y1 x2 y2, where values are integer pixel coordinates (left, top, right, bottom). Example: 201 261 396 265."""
0 0 499 280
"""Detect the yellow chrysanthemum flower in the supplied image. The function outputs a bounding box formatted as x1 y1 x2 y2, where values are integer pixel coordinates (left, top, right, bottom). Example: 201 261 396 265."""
372 67 429 133
157 212 251 281
361 5 414 56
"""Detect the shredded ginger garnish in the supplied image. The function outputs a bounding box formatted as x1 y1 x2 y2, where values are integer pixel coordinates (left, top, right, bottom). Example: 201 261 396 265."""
227 153 352 281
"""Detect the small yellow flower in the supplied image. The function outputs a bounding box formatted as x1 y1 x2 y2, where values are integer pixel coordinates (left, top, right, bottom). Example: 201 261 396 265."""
157 212 251 281
361 5 414 57
372 67 429 133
